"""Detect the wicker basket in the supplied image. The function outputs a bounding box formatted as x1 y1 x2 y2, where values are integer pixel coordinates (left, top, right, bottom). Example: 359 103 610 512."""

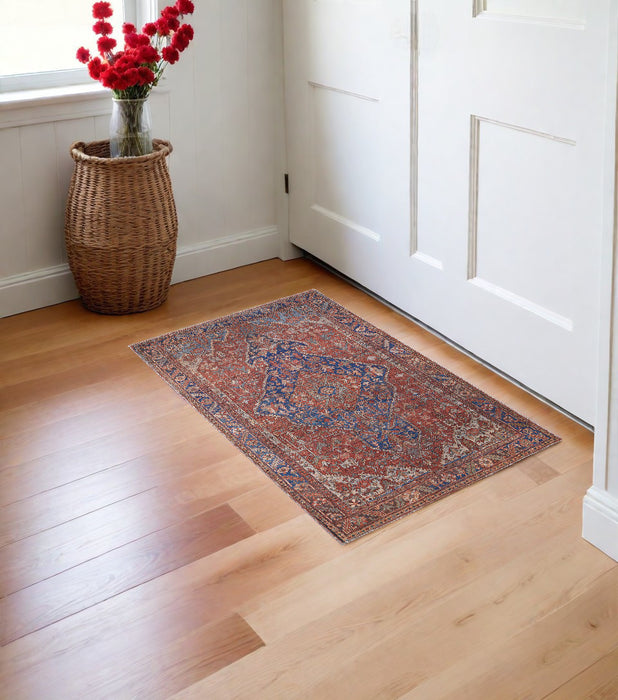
65 139 178 315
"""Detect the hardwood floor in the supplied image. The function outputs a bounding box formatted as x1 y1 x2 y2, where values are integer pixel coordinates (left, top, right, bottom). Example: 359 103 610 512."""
0 258 616 699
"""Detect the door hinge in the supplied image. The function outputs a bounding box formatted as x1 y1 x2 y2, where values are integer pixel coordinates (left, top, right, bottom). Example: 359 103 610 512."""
284 173 289 194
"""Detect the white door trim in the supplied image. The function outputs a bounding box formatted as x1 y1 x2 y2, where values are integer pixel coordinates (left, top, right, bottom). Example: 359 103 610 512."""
584 0 618 562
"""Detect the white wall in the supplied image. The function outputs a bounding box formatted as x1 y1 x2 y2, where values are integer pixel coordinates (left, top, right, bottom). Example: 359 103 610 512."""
0 0 290 318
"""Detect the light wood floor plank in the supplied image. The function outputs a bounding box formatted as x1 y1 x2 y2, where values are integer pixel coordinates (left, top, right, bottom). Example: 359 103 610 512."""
544 646 618 699
0 454 264 595
3 612 264 700
181 529 613 699
0 517 338 697
240 464 590 646
402 567 618 700
0 383 186 469
0 436 239 544
1 503 255 644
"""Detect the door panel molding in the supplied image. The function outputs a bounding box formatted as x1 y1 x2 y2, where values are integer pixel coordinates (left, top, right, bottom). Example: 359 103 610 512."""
472 0 585 28
411 251 444 270
467 114 576 282
311 205 382 242
308 81 380 104
409 0 420 256
468 277 575 331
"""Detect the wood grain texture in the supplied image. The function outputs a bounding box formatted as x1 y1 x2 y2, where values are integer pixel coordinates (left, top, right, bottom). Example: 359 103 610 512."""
0 435 239 544
1 503 255 644
1 259 616 699
0 456 262 596
544 646 618 699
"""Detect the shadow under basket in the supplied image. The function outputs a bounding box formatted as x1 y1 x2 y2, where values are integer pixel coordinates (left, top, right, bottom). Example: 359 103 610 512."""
65 139 178 315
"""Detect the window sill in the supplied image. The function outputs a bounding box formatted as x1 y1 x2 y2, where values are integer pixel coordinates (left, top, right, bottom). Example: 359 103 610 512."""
0 83 108 110
0 83 169 129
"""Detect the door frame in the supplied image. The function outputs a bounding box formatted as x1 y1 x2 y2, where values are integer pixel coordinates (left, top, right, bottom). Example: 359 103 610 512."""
585 2 618 562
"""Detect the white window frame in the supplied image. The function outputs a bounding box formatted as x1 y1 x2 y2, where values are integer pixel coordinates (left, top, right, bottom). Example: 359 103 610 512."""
0 0 157 94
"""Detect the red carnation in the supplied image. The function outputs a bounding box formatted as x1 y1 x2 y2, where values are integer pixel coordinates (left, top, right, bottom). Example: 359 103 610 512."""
172 34 188 52
162 46 180 64
179 23 194 39
142 22 157 36
155 17 171 35
167 17 180 31
88 57 103 79
97 35 117 54
124 32 140 48
115 74 131 91
92 1 113 19
122 68 140 87
93 20 113 35
176 0 194 14
113 54 131 70
76 46 91 64
172 24 193 52
138 66 155 85
100 67 119 88
122 22 136 34
136 45 159 63
162 6 179 18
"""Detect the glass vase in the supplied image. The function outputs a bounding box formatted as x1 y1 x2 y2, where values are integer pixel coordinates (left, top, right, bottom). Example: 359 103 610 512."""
109 98 153 158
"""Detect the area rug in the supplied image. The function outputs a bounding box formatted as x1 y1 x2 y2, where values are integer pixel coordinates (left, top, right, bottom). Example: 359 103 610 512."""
131 290 560 543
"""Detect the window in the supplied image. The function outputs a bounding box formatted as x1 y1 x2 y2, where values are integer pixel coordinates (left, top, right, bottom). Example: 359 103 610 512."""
0 1 154 93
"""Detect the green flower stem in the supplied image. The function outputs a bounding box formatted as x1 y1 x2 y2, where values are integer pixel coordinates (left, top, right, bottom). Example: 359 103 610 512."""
110 98 152 157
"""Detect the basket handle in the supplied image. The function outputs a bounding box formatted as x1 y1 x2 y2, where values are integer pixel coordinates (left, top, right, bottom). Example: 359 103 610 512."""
153 139 173 157
70 141 87 158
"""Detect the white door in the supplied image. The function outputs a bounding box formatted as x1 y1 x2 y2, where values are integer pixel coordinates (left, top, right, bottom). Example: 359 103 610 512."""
282 0 411 292
283 0 613 424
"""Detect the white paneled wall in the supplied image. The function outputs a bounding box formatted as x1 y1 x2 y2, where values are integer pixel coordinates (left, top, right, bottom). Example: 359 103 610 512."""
0 0 290 317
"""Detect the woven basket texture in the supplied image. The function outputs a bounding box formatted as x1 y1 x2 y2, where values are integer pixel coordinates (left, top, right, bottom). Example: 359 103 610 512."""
65 139 178 315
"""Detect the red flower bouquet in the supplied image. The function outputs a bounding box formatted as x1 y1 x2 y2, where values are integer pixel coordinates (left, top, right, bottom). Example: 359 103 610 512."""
77 1 194 98
77 0 195 156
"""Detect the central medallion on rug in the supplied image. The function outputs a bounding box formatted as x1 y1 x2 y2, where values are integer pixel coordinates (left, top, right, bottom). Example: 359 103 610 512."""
131 290 560 542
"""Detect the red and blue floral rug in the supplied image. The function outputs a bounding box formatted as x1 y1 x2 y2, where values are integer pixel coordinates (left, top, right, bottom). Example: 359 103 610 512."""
131 290 560 542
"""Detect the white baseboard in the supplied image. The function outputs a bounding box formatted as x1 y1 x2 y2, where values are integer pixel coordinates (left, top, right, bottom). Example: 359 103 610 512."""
0 226 281 318
582 486 618 562
0 264 78 317
171 226 280 284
